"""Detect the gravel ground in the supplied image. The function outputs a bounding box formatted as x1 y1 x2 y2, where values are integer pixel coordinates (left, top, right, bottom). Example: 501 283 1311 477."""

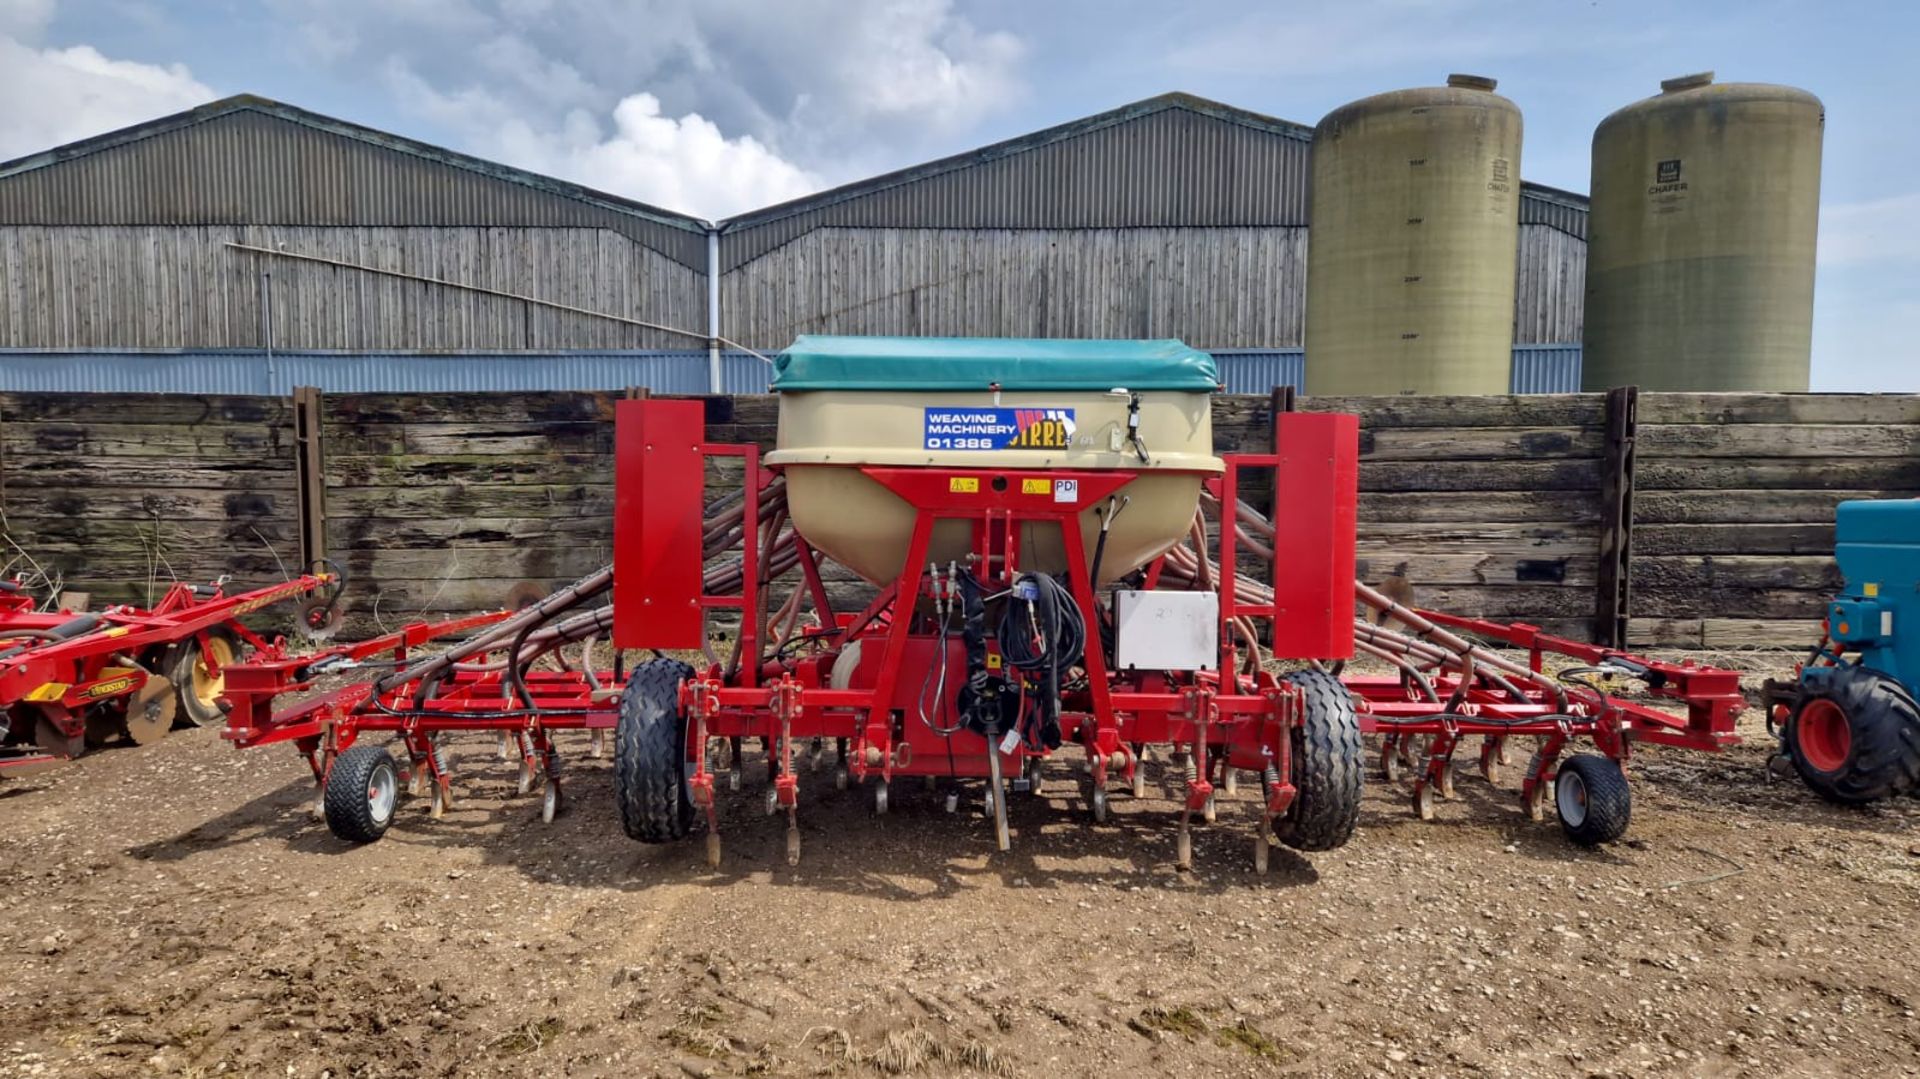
2 652 1918 1077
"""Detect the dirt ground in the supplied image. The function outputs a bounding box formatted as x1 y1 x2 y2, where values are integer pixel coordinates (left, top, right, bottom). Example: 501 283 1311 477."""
3 653 1919 1078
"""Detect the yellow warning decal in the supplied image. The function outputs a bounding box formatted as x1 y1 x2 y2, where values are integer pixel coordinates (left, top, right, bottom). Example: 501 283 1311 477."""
949 477 979 493
1865 582 1880 597
1021 478 1052 495
24 683 69 702
985 652 1003 670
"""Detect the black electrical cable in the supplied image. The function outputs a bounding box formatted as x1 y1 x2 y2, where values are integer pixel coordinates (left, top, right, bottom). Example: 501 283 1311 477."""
998 572 1084 750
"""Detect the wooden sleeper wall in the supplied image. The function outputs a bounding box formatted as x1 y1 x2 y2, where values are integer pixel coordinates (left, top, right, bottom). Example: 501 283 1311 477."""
0 389 1909 649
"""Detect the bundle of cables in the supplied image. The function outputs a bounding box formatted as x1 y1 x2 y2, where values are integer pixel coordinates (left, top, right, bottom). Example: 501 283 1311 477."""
997 571 1085 751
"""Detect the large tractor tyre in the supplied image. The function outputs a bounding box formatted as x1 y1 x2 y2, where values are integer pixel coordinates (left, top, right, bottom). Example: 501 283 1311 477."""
324 744 401 844
1554 754 1631 846
1272 669 1365 852
1787 664 1920 805
165 627 242 728
615 658 697 843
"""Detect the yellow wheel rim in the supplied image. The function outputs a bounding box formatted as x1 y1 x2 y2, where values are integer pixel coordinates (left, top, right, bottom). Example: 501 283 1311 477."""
192 637 235 710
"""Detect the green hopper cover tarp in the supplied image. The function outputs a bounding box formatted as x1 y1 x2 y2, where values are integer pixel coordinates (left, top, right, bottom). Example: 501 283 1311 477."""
770 335 1220 392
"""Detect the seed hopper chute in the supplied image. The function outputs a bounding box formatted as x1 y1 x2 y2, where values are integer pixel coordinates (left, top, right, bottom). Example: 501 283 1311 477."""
223 337 1746 865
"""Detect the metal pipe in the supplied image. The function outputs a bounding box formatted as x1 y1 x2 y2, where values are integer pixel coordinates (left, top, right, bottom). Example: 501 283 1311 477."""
260 268 276 392
706 229 723 392
224 242 776 364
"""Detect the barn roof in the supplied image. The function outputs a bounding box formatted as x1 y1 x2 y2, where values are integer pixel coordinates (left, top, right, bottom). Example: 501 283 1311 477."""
0 95 711 267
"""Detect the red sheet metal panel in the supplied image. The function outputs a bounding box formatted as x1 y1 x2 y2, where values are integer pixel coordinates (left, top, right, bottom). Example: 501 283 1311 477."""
613 399 706 649
1268 412 1359 660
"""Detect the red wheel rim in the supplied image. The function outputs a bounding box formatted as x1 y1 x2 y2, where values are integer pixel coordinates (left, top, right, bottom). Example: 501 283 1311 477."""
1796 699 1851 773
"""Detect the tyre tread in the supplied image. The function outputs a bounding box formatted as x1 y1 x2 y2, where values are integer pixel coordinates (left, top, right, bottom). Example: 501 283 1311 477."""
1789 665 1920 805
323 743 397 844
615 658 696 842
1556 754 1631 846
1274 668 1364 852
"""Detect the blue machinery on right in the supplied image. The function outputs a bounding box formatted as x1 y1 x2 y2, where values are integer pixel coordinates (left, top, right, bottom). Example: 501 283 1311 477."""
1765 500 1920 802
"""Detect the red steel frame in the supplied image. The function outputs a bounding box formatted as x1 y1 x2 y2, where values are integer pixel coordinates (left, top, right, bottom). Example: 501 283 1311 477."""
609 403 1367 864
0 573 339 777
1339 609 1743 820
216 399 1746 857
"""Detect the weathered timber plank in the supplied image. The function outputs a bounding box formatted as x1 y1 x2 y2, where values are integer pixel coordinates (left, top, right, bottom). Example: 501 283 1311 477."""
1354 523 1597 550
2 462 294 491
1297 394 1603 428
1356 491 1604 525
0 488 300 521
0 393 291 426
1634 554 1842 593
1633 489 1914 524
325 484 614 519
1635 457 1920 491
1637 423 1920 458
1396 585 1599 620
1358 459 1601 492
1631 586 1833 620
1636 393 1920 426
323 421 613 457
339 546 610 581
1634 523 1835 556
329 516 612 549
325 454 611 488
1626 617 1823 650
324 392 621 426
1357 426 1601 462
2 422 292 458
1352 552 1596 587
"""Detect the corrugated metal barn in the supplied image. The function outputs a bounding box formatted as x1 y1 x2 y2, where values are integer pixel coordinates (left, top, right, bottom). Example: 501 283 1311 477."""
0 92 1588 392
719 94 1586 354
0 96 710 353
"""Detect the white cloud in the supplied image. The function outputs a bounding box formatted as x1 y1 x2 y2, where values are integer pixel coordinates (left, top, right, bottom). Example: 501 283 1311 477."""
284 0 1023 191
0 0 53 37
397 64 818 219
1819 192 1920 267
0 33 214 160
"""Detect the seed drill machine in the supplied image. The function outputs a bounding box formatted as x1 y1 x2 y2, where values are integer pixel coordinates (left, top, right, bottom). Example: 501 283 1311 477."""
225 337 1748 865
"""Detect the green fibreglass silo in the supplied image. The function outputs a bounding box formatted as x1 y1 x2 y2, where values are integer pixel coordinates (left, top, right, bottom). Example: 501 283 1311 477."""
1582 73 1823 391
1305 74 1523 395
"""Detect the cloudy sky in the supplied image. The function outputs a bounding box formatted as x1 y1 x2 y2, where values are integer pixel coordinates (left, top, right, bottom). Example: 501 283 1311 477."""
0 0 1913 390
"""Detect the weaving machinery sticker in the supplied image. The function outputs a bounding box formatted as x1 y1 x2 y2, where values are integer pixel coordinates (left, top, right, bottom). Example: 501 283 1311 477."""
923 407 1076 451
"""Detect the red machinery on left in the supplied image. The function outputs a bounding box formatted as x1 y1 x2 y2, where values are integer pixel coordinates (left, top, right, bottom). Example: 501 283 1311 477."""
0 572 343 778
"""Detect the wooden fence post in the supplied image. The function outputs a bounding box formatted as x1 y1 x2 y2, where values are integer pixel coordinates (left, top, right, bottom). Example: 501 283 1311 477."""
1270 384 1297 417
1595 385 1639 648
292 386 326 569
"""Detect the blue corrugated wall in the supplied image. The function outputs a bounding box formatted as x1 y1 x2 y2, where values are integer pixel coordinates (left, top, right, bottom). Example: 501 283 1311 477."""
0 346 1582 395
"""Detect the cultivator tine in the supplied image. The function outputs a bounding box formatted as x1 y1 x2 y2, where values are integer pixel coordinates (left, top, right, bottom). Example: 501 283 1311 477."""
986 746 1011 852
515 731 539 796
1176 688 1217 871
539 742 563 822
1252 804 1270 875
1479 735 1506 784
773 678 804 866
589 728 606 759
1522 734 1568 822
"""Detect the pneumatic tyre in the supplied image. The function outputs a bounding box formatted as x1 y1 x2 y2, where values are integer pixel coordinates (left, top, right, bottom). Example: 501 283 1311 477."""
615 658 696 842
324 743 400 844
1272 669 1364 852
1554 754 1631 846
166 627 241 728
1787 664 1920 805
